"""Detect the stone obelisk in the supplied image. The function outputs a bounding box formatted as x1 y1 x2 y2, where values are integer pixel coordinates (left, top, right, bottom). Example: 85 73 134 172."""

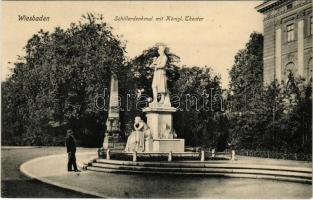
103 73 121 149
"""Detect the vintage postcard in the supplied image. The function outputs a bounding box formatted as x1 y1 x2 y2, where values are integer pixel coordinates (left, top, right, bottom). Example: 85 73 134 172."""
1 0 312 198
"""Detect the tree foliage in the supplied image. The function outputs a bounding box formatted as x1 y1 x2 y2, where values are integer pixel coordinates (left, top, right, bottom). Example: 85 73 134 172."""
2 14 127 146
228 32 312 154
172 66 224 148
229 32 263 112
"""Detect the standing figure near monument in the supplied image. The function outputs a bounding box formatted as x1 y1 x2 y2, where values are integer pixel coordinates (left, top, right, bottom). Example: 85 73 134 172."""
65 129 80 172
151 45 168 104
125 116 151 152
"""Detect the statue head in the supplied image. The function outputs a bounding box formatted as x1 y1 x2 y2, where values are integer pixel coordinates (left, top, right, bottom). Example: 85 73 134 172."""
158 45 165 55
134 116 142 124
155 43 166 55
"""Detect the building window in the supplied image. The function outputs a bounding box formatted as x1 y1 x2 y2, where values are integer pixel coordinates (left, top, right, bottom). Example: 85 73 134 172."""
284 62 297 82
287 24 294 42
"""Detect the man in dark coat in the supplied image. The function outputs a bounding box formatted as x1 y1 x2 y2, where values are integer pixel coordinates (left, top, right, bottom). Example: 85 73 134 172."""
65 129 80 172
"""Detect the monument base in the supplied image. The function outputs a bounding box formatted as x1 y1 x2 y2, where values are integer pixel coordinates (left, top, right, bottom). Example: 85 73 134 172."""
143 106 176 139
142 105 185 153
152 139 185 152
145 139 153 152
103 133 124 150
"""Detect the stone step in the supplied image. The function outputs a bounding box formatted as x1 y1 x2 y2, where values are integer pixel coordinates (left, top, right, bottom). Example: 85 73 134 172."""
94 159 312 173
87 165 312 184
88 161 312 180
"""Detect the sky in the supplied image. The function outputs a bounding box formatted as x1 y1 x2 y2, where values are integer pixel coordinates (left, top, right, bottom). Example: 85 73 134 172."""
1 1 264 88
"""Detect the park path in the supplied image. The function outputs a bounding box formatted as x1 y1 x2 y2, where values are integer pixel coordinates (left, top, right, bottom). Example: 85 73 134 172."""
17 147 312 198
20 150 106 197
1 147 96 198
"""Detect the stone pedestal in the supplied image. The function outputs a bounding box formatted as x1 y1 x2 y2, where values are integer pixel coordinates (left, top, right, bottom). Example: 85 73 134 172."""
143 105 185 153
143 106 176 139
153 139 185 152
145 139 153 152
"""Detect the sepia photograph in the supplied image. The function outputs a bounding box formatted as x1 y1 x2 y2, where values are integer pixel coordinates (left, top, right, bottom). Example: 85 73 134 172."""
1 0 312 198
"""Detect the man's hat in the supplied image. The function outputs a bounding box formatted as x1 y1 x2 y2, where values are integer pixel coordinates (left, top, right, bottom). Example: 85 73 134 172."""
67 129 73 135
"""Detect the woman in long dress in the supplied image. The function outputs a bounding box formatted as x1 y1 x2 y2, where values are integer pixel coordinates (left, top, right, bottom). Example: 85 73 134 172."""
125 117 151 152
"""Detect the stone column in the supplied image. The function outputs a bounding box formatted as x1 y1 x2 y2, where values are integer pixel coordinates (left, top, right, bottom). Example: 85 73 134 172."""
108 74 119 120
133 151 137 162
103 73 122 150
106 149 110 160
211 148 215 158
275 22 282 83
297 12 305 77
231 150 236 161
168 151 172 162
200 150 205 162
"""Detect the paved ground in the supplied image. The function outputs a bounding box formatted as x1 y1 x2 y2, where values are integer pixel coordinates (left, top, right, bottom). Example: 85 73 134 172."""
2 146 312 198
235 155 312 167
1 147 96 198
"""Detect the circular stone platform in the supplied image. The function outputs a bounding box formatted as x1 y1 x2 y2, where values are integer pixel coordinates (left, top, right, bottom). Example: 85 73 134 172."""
85 158 312 183
20 151 312 198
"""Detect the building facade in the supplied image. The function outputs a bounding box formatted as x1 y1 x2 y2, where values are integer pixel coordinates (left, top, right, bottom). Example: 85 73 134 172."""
256 0 312 85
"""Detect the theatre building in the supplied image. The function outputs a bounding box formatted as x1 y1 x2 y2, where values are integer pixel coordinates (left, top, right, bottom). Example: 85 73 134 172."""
256 0 312 85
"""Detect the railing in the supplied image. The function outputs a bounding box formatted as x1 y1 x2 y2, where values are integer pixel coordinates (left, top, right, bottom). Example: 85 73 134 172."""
98 148 234 162
226 149 312 161
98 148 312 162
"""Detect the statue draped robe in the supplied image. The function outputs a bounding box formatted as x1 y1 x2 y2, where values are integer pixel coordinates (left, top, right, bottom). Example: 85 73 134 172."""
152 54 167 94
125 121 151 152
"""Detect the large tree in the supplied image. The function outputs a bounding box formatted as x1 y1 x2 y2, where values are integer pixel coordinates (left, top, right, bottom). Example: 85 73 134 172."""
228 32 312 154
2 14 127 146
229 77 312 154
229 32 263 112
172 66 224 148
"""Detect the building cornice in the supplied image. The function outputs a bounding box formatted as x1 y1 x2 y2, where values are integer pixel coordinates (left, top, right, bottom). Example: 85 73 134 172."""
256 0 282 13
261 0 312 22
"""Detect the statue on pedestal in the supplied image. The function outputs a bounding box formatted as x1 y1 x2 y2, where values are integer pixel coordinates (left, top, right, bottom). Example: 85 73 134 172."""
125 116 152 152
150 45 170 105
126 43 185 153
